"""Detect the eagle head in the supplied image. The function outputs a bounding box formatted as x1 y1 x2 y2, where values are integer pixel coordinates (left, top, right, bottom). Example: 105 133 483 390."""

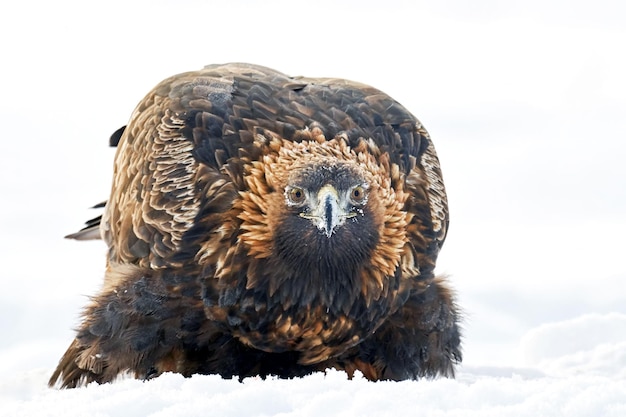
289 182 364 239
279 162 375 268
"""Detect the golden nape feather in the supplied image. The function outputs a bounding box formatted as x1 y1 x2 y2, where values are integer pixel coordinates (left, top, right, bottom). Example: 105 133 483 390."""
49 63 461 388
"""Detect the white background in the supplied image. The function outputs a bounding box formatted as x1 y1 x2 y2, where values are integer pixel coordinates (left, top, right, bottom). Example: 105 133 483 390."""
1 1 625 415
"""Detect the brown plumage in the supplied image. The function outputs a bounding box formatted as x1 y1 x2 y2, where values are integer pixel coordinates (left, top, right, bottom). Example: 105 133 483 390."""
49 63 461 388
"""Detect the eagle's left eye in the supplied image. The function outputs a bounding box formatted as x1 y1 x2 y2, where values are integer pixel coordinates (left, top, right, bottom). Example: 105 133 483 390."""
350 185 367 203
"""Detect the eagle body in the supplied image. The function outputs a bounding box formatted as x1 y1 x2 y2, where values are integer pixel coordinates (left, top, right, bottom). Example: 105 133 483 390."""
50 63 461 388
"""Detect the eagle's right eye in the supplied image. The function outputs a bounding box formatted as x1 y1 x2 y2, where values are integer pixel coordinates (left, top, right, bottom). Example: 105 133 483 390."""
286 187 306 205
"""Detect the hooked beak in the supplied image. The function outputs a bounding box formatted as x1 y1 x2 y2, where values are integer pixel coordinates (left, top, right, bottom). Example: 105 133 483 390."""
300 185 355 237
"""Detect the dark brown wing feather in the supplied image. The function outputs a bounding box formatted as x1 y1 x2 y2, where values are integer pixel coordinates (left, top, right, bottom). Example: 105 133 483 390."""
64 202 106 240
65 125 122 241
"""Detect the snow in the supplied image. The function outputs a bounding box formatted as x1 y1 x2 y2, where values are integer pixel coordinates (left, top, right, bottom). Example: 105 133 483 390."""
2 369 626 417
2 0 626 415
521 313 626 379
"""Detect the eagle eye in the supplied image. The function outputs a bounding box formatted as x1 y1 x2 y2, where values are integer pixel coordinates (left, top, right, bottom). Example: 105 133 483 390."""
286 187 306 205
350 185 367 204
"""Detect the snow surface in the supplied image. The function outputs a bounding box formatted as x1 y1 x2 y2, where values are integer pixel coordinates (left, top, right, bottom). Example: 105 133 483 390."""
2 0 626 415
1 368 625 417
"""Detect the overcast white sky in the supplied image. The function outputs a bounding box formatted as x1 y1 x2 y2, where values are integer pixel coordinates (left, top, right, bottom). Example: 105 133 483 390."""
0 0 625 376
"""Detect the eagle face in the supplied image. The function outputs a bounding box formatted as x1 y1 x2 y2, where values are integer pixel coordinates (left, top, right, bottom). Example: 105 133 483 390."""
287 172 367 239
274 160 381 302
284 162 372 245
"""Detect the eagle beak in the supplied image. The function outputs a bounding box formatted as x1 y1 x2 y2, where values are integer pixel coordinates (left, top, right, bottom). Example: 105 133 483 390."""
300 184 354 237
319 185 341 237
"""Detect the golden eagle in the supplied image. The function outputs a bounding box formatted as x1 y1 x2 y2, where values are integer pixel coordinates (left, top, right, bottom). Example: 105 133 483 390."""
49 63 461 388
